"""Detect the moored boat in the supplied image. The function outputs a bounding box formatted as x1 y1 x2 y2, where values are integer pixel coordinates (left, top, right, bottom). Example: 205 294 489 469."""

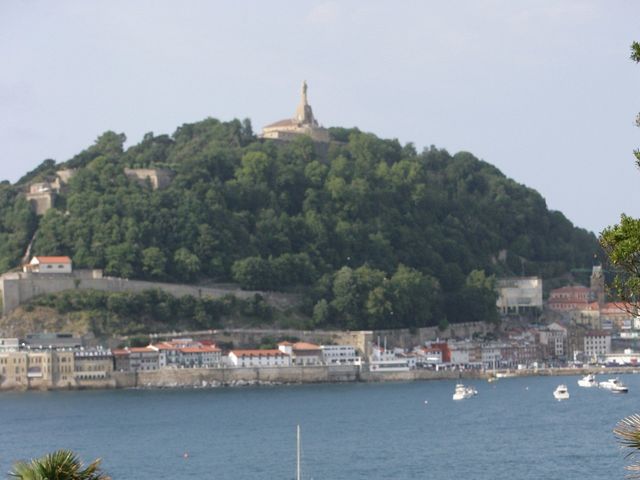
599 377 628 393
553 384 570 400
578 374 597 388
453 383 477 400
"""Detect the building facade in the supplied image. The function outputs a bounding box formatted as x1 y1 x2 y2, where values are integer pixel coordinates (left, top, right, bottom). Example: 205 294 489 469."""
496 277 543 315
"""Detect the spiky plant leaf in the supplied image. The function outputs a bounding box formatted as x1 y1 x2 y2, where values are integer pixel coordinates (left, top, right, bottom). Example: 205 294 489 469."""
615 414 640 478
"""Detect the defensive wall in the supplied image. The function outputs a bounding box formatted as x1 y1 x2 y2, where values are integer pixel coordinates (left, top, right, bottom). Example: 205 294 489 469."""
0 270 300 316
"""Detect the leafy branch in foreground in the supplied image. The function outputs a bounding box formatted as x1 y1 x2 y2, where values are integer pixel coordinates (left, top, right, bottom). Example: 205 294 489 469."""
9 449 109 480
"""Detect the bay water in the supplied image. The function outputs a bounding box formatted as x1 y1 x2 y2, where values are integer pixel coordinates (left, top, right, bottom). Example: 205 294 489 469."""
1 373 637 479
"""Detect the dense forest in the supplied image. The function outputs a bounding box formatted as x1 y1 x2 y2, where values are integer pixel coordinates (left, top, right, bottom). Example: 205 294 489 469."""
0 118 599 331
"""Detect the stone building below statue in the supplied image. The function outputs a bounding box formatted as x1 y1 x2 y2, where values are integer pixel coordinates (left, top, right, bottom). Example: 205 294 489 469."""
261 81 330 143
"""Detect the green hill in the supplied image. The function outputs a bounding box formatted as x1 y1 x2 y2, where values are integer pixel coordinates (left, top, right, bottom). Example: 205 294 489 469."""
0 118 599 331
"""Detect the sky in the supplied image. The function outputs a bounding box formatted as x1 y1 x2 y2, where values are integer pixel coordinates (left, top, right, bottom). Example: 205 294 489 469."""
1 0 639 235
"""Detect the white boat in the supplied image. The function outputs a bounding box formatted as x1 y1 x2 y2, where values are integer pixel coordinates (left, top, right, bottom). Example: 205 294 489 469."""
599 377 629 393
553 384 570 400
453 383 477 400
577 373 597 388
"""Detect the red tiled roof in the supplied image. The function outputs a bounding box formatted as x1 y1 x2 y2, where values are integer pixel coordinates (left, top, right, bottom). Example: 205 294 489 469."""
128 347 156 353
33 256 72 264
180 346 221 353
230 349 288 357
293 342 321 351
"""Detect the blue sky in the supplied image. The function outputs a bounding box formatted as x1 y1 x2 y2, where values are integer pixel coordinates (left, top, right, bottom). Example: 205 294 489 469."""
1 1 639 234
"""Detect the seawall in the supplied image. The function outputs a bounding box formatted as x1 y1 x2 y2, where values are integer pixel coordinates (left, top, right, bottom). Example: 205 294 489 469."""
2 366 637 391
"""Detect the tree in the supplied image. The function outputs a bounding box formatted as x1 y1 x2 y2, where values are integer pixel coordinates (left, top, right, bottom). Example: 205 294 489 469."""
141 246 167 278
601 42 640 478
173 247 201 281
600 42 640 306
9 449 110 480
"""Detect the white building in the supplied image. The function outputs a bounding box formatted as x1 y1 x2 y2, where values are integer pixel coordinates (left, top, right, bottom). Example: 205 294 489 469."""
179 345 221 368
605 349 640 366
413 346 443 367
369 346 410 372
583 331 611 360
0 338 20 352
496 277 543 315
481 344 503 369
321 345 360 365
23 256 73 274
227 350 291 368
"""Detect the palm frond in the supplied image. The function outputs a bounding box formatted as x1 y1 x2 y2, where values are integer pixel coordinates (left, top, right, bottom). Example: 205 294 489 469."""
615 414 640 478
8 449 110 480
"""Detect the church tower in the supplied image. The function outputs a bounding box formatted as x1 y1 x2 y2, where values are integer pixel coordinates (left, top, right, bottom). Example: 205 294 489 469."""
261 81 330 143
295 81 318 126
590 265 605 306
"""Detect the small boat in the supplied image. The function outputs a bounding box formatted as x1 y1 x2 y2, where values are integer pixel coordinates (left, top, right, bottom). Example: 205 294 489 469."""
453 383 477 400
553 384 570 400
577 374 597 388
599 377 629 393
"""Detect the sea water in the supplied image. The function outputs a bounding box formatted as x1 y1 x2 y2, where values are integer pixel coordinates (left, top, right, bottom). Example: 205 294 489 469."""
0 374 636 479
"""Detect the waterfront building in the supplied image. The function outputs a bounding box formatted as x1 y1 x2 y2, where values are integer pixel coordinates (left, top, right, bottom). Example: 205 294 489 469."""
320 345 360 365
74 348 114 381
481 344 502 369
448 340 483 367
0 348 75 389
496 277 543 315
179 345 222 368
604 349 640 366
291 342 323 366
151 342 181 368
0 350 28 388
583 331 611 361
368 346 410 372
413 346 443 367
227 349 291 368
112 347 159 372
22 256 73 274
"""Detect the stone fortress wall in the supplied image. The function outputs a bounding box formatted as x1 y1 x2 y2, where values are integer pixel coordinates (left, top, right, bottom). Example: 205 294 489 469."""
0 270 299 316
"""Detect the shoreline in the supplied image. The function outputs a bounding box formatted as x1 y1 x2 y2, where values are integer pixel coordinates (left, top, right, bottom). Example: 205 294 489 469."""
2 365 638 392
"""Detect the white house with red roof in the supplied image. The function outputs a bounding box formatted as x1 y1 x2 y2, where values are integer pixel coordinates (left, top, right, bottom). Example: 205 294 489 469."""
23 256 72 274
291 342 323 366
179 345 221 368
227 349 291 368
150 339 222 368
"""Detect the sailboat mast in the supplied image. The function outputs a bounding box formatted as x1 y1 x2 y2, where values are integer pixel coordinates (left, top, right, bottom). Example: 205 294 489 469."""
296 424 301 480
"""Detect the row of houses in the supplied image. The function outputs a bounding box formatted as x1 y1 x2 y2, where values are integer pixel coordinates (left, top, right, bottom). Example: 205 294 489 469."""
113 339 362 372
